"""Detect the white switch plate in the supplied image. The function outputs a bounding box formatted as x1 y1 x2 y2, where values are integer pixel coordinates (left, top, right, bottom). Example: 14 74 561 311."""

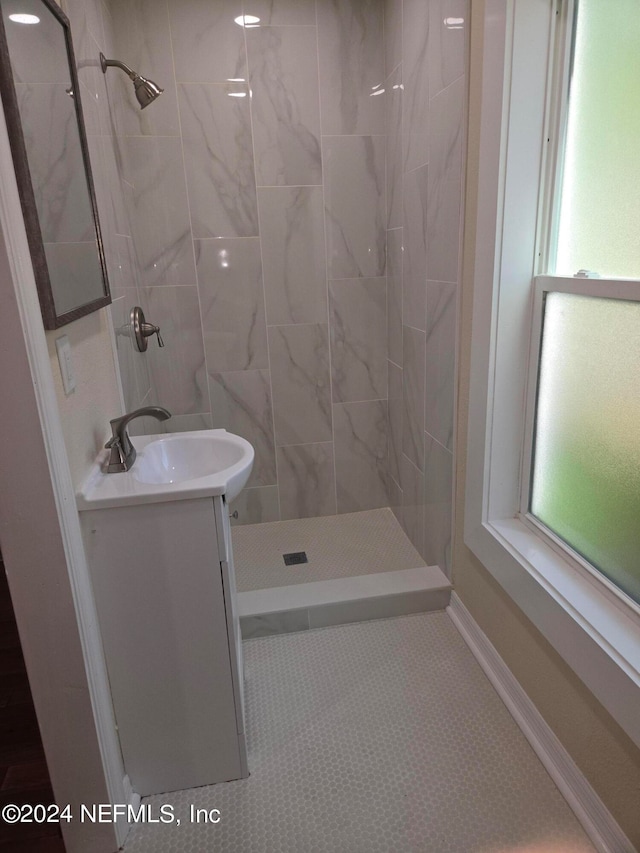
55 335 76 395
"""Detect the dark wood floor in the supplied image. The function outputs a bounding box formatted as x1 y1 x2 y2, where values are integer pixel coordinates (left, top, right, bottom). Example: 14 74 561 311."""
0 556 65 852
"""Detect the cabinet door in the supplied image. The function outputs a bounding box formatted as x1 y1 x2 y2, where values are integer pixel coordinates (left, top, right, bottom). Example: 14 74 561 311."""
82 498 242 796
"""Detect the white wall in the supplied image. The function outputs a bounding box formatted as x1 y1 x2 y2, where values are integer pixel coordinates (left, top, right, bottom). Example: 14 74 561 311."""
45 310 122 489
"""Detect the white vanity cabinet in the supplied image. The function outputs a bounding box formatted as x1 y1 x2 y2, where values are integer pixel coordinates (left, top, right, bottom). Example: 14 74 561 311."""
80 494 247 797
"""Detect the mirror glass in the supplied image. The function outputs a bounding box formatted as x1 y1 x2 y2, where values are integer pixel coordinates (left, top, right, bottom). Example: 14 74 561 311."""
0 0 110 326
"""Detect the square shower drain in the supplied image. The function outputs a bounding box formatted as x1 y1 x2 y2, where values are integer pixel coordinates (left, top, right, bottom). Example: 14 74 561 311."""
283 551 308 566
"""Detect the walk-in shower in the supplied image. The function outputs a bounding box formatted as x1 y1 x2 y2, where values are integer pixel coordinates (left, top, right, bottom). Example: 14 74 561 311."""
101 0 465 636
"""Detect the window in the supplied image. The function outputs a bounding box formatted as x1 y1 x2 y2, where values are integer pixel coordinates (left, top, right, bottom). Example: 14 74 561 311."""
521 0 640 610
555 0 640 279
465 0 640 749
525 280 640 607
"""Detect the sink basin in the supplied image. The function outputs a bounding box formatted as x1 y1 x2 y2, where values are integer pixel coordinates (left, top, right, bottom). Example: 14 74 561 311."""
134 434 246 488
77 429 254 510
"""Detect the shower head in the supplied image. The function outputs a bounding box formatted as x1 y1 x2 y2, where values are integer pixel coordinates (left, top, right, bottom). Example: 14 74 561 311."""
99 53 164 109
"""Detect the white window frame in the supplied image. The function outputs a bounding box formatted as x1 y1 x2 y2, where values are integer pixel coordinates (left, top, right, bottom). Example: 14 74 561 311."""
465 0 640 748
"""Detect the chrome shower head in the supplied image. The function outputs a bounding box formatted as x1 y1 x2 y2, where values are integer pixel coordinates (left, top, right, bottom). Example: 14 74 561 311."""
99 53 164 109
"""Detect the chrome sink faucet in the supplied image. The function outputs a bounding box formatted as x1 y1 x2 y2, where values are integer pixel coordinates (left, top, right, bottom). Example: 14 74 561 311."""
104 406 171 473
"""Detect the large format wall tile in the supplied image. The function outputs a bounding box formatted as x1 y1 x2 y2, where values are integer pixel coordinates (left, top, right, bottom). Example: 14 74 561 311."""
119 137 196 288
269 324 332 446
230 486 280 526
423 433 453 572
402 325 426 471
427 76 464 283
388 473 403 528
210 370 277 487
140 286 207 415
168 0 246 83
401 453 425 558
161 413 213 432
247 0 316 25
196 238 268 372
427 176 462 285
247 26 322 187
388 359 403 487
429 75 464 192
179 82 258 238
334 400 389 512
93 135 130 242
258 187 327 325
131 412 213 436
385 65 403 229
425 281 457 451
317 0 385 135
323 135 386 279
429 0 467 98
403 164 428 330
403 0 430 172
109 0 180 137
110 235 138 295
277 443 337 520
387 228 403 366
384 0 402 78
330 278 387 403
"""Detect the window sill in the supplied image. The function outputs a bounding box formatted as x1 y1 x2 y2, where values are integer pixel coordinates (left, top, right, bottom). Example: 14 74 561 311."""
465 516 640 747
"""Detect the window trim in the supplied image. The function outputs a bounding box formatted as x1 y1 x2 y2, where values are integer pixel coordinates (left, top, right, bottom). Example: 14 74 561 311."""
464 0 640 747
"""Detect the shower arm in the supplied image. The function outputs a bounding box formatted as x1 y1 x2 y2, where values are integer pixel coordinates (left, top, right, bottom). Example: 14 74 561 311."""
100 54 137 81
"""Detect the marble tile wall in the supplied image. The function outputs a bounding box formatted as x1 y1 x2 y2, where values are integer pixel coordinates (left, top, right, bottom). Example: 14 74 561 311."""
104 0 392 523
61 0 152 416
89 0 465 549
384 0 467 573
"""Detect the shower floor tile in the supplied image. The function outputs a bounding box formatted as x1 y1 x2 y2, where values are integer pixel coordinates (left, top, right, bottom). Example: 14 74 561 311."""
123 612 595 853
232 508 425 592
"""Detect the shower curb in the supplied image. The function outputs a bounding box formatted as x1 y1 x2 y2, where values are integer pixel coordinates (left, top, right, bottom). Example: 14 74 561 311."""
238 565 451 638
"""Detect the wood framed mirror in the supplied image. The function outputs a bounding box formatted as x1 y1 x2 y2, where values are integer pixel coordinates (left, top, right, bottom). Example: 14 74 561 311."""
0 0 111 329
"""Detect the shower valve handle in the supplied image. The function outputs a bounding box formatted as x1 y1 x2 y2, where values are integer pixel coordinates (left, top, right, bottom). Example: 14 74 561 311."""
141 322 164 347
131 306 164 352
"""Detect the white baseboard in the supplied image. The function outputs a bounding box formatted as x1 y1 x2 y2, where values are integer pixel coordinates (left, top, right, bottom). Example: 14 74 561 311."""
115 775 140 848
447 593 635 853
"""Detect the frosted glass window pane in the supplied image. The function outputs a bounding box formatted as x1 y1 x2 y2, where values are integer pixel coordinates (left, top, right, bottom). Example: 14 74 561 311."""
531 292 640 604
556 0 640 278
